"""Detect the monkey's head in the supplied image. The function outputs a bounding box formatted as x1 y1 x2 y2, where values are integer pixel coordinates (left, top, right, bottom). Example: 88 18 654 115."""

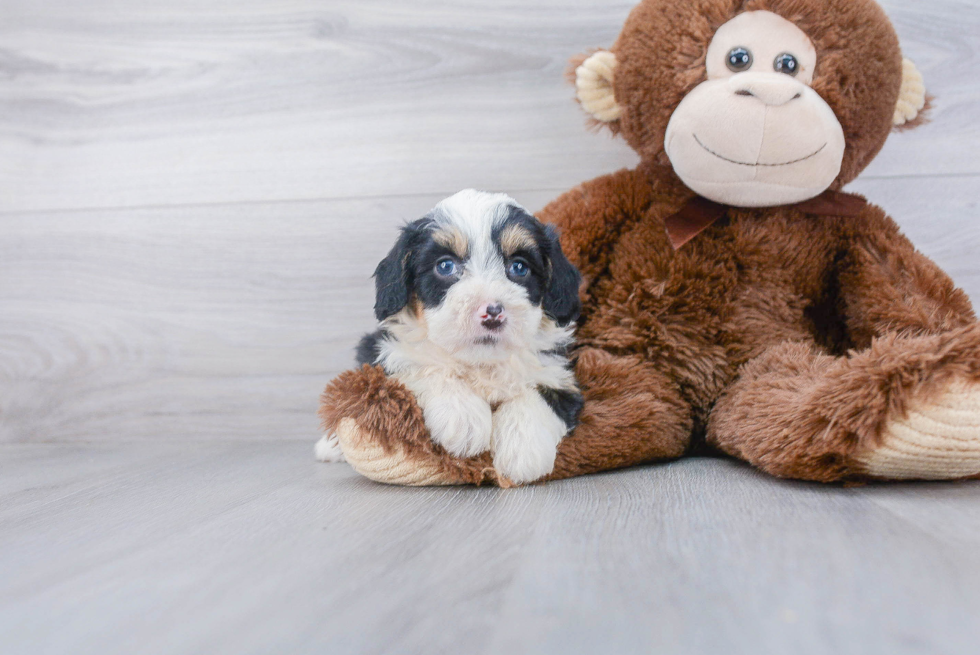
573 0 928 207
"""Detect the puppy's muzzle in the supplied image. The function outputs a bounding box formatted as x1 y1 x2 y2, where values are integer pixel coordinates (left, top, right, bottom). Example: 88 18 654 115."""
481 303 506 332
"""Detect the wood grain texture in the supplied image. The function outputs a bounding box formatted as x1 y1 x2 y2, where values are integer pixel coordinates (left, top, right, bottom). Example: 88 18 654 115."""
2 2 980 651
1 444 980 655
0 0 978 213
2 179 978 443
1 0 978 443
0 189 552 442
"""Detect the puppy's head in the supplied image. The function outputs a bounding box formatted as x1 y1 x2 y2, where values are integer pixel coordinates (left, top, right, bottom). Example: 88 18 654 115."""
374 189 581 359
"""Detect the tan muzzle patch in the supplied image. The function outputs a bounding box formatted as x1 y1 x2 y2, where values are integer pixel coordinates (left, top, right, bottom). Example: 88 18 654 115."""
499 223 537 257
431 225 469 259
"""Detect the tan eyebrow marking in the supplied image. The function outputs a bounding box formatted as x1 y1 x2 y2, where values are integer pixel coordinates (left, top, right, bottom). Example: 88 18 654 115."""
431 225 469 259
499 223 537 258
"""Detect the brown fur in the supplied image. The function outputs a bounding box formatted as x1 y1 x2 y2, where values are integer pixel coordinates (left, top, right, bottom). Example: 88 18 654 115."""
607 0 904 186
431 224 469 259
707 325 980 482
320 350 691 485
498 223 537 258
319 365 498 485
321 0 980 485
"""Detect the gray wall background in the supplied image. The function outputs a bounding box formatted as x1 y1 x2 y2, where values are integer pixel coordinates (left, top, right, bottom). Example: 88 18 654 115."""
4 4 980 654
2 0 979 443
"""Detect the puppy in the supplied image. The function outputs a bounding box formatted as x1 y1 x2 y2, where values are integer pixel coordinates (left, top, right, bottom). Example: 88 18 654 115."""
316 189 584 484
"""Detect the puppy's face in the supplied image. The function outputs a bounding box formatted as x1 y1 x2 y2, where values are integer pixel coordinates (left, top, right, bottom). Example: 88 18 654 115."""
373 190 580 360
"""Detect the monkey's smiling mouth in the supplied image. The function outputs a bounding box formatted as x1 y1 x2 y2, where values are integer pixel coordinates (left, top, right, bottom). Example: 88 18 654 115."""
693 134 827 167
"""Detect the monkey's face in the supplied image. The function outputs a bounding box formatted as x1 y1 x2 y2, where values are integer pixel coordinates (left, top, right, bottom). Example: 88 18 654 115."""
663 11 846 207
572 0 927 208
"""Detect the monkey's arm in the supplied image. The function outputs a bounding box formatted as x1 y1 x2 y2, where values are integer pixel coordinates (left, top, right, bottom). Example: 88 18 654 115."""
837 206 975 345
319 349 692 487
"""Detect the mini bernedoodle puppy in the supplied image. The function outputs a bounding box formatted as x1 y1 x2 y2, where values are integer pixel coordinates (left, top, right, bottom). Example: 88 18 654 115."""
316 189 584 483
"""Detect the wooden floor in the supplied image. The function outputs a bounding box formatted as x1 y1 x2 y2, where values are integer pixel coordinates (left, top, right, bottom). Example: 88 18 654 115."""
2 1 980 653
1 444 979 655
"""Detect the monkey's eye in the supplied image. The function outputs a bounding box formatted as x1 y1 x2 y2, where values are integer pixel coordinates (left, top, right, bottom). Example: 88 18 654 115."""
508 259 530 278
726 47 753 72
774 53 799 76
435 258 458 277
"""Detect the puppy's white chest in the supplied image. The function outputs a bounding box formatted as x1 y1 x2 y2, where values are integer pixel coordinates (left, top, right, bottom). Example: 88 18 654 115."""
458 360 535 405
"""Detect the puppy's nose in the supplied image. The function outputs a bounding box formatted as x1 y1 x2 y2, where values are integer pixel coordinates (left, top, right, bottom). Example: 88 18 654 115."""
481 303 506 331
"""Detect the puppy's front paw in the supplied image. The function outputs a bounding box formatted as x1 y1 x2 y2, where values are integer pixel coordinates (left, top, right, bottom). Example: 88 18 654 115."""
421 392 493 458
314 432 346 463
492 394 568 484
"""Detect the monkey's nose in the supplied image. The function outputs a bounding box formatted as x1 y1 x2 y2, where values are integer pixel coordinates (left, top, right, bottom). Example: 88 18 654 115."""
729 74 804 107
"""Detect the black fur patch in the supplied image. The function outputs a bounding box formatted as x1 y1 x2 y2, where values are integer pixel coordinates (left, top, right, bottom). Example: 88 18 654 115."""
408 235 465 310
355 329 388 366
372 218 433 321
539 223 581 327
541 342 578 361
492 207 581 325
537 386 585 430
491 206 581 326
491 206 547 305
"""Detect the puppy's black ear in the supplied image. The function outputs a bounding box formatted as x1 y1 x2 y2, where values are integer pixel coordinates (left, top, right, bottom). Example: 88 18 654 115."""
541 224 581 327
373 218 429 321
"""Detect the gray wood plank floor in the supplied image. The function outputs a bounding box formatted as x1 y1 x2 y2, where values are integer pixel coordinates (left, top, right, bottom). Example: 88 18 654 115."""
2 0 980 653
3 444 980 655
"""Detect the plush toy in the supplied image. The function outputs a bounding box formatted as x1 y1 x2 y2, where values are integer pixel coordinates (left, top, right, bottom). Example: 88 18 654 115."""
320 0 980 486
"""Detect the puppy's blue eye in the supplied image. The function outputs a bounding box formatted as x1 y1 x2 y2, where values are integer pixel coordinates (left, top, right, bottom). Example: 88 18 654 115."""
509 260 529 278
435 258 457 277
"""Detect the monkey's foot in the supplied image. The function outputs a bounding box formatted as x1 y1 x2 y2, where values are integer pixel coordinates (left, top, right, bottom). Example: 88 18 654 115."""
334 418 511 487
858 378 980 480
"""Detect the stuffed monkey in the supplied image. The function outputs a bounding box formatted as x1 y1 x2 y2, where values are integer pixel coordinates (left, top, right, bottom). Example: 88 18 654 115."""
320 0 980 486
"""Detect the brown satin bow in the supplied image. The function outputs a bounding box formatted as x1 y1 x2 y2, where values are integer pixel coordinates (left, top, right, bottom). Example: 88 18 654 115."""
664 190 869 250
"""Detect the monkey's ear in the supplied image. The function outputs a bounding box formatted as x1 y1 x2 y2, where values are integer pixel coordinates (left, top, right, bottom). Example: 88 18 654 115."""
572 50 623 124
893 58 929 129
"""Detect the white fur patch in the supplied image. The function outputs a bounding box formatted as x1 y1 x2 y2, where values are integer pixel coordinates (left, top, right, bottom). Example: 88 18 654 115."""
410 376 493 457
314 432 347 463
433 189 515 249
492 390 568 484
